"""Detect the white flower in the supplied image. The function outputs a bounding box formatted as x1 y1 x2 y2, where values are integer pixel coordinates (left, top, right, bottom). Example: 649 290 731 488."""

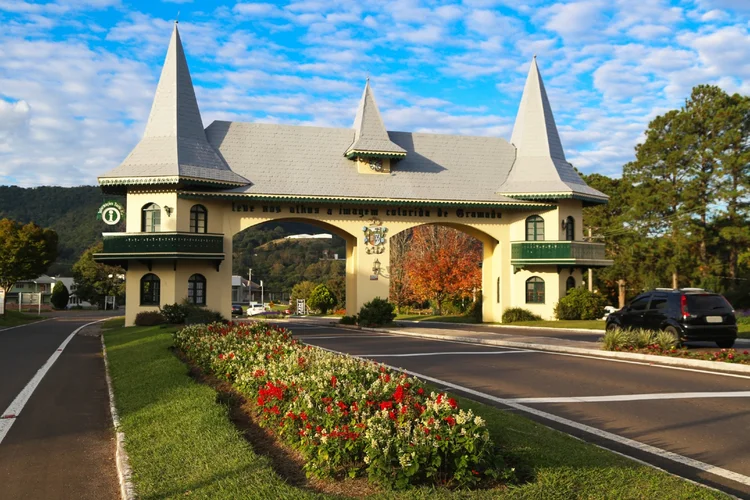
473 416 485 427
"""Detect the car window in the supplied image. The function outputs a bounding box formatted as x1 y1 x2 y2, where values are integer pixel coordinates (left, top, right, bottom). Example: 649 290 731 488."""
686 294 733 311
648 295 668 311
629 295 650 311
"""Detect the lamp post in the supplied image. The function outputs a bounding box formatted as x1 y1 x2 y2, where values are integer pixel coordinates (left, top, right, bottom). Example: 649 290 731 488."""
248 268 252 304
260 280 264 309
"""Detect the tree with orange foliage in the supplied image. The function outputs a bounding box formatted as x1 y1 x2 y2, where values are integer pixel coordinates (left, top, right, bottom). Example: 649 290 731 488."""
403 225 482 314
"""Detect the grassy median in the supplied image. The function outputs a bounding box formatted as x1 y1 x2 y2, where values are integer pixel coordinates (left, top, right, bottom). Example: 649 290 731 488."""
103 323 728 499
0 310 44 328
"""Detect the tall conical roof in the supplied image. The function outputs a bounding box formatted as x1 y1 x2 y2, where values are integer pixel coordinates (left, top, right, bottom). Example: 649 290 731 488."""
345 80 406 158
99 23 249 188
499 57 606 203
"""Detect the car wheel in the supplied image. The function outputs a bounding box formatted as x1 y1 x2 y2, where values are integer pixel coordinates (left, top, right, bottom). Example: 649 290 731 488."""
716 339 735 349
605 322 620 332
664 326 682 347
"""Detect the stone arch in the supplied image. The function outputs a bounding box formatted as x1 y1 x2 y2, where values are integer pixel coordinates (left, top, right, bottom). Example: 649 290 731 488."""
387 221 503 322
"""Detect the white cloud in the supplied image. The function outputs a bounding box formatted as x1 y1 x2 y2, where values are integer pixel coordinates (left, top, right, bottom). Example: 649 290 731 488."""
539 1 609 41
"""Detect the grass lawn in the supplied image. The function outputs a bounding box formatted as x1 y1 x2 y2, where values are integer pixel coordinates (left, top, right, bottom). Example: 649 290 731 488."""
104 323 727 499
0 310 44 328
500 319 606 330
396 314 477 324
737 324 750 338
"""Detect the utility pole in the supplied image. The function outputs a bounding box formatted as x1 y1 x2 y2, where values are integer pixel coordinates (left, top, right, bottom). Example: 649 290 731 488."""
248 268 252 304
617 279 627 309
260 280 264 308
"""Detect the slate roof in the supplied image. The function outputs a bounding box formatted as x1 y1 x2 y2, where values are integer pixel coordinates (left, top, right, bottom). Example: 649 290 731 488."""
346 81 406 157
98 24 249 187
498 57 607 202
205 121 531 204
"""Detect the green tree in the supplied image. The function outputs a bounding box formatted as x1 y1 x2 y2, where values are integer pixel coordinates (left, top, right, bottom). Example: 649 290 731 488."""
308 284 336 314
0 219 58 314
289 280 317 309
50 281 70 310
71 242 125 307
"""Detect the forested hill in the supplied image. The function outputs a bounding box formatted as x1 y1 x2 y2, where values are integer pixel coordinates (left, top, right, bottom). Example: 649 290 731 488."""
0 186 344 287
0 186 116 274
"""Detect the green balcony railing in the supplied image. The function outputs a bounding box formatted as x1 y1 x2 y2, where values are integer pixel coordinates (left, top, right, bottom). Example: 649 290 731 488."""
101 232 224 256
511 241 607 263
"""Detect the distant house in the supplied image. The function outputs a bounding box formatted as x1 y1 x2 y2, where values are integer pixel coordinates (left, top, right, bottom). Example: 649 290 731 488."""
231 275 289 304
285 233 333 240
7 275 93 308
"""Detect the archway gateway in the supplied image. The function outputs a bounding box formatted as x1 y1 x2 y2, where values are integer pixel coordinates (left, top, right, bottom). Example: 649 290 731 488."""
94 24 612 326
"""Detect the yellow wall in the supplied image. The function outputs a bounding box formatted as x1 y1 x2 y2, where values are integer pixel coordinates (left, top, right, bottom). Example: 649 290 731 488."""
120 191 586 325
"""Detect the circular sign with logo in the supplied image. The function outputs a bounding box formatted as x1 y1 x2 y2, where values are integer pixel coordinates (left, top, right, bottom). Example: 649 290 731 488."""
97 201 125 226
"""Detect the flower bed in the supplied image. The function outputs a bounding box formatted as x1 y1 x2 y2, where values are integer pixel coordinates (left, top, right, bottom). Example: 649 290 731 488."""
612 344 750 364
173 322 506 489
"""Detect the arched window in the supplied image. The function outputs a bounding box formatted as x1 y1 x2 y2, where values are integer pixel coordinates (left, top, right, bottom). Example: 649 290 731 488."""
565 216 575 241
525 215 544 241
566 276 576 292
526 277 545 303
142 203 161 233
187 274 206 305
190 205 207 234
140 273 160 305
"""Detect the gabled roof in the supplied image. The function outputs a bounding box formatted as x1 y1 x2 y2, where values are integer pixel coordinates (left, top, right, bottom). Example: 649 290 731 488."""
345 81 406 158
498 57 607 204
98 24 249 188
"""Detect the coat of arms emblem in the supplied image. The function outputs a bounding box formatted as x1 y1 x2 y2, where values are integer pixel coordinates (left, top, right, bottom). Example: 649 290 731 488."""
363 218 387 254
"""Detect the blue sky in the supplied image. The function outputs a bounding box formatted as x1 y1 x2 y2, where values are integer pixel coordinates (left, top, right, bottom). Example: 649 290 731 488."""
1 0 749 187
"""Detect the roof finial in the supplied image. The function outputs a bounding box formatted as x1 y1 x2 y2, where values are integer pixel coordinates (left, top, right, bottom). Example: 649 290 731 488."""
533 54 537 59
175 11 179 24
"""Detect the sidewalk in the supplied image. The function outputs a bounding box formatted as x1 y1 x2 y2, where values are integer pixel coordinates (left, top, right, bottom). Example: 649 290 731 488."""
301 318 750 375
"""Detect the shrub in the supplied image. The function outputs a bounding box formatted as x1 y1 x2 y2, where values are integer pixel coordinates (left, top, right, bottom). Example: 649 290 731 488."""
501 307 541 323
358 297 396 327
50 281 70 310
601 328 628 350
654 330 679 350
135 311 165 326
554 287 607 320
184 307 224 325
289 281 317 306
308 284 336 315
173 322 505 489
161 303 187 324
630 329 655 349
339 314 358 325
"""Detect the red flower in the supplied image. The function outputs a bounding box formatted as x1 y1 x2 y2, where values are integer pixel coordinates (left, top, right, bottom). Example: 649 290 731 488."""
423 427 430 435
331 375 337 388
366 400 375 407
229 352 235 359
379 401 393 410
417 387 425 395
444 416 456 427
337 401 348 411
393 385 405 403
388 411 396 420
300 412 308 421
218 353 225 360
270 405 280 415
436 394 443 404
448 398 457 409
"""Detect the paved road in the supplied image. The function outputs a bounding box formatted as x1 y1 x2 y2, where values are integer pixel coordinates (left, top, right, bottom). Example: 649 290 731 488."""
285 320 750 498
0 314 119 500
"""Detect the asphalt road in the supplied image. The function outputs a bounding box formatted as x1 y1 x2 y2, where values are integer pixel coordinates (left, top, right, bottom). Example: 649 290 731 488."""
287 320 750 498
0 314 119 500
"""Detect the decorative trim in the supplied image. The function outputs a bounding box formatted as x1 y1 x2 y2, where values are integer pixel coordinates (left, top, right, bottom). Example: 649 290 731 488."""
98 175 247 188
502 192 609 205
177 192 555 210
345 150 407 159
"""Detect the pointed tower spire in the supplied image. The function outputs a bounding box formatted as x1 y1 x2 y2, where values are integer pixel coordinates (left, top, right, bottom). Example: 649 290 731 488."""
99 23 249 188
345 80 406 158
499 57 607 202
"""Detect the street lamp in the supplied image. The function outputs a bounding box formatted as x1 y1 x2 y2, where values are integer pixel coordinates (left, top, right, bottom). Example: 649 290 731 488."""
260 280 264 309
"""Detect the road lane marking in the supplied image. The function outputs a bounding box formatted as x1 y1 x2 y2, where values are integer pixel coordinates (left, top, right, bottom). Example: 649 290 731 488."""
296 335 399 339
0 318 108 445
508 391 750 404
361 350 534 357
315 344 750 489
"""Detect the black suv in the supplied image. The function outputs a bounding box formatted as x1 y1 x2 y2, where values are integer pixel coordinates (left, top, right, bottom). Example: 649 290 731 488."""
605 289 737 348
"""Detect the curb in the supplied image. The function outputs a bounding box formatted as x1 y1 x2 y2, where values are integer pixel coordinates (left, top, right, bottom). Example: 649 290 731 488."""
335 323 750 375
395 319 605 334
101 334 135 500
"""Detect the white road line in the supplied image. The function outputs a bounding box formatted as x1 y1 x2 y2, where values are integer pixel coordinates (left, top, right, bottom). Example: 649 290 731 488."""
296 335 398 339
0 318 53 333
360 350 533 357
0 319 107 445
508 391 750 404
316 344 750 489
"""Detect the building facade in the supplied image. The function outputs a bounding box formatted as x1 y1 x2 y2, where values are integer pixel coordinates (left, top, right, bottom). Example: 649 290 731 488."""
94 24 611 326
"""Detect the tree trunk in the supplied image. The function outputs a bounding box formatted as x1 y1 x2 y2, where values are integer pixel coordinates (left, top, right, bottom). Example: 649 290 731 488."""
672 272 678 289
617 280 626 309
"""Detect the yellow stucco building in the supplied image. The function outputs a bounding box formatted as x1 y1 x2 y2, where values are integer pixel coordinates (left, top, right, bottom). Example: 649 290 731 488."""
95 24 612 326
